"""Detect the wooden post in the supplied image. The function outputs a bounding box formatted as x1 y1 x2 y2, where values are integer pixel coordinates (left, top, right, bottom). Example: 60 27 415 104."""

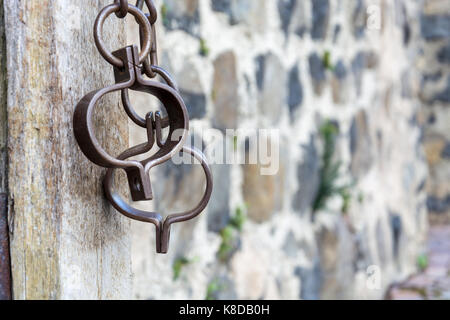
2 0 131 299
0 0 11 301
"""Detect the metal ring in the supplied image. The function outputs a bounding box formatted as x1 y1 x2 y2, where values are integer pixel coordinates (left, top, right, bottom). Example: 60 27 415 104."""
114 0 129 18
104 146 213 253
94 3 151 67
136 0 158 24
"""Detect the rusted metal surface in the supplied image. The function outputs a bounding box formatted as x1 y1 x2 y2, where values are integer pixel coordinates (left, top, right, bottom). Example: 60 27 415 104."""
73 0 213 254
94 2 151 67
74 46 190 202
136 0 158 24
114 0 129 18
136 0 159 78
0 193 11 300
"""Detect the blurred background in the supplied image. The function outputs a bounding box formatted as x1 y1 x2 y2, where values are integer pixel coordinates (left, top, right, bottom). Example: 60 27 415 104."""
125 0 450 300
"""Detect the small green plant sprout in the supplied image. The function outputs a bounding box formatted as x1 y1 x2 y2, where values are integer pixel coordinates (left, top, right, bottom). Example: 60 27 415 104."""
217 205 247 261
417 254 429 272
217 226 235 262
313 121 352 215
229 206 246 231
341 189 351 214
199 38 210 57
172 256 191 281
322 50 335 71
205 279 223 300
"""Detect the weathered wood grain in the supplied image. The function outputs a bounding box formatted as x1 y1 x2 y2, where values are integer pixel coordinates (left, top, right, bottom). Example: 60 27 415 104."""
3 0 131 299
0 0 6 194
0 0 12 300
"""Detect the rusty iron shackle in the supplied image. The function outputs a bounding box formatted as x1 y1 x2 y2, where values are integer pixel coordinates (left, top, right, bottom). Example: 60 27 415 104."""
103 112 213 253
74 45 190 202
73 1 213 253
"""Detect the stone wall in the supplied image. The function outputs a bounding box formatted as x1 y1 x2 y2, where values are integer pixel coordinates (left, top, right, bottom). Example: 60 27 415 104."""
419 0 450 225
127 0 429 300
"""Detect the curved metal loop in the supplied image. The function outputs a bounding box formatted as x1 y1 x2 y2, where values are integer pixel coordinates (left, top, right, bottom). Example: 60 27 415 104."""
141 24 158 78
136 0 158 24
160 147 213 253
94 3 151 67
114 0 129 18
154 112 165 148
122 65 178 129
104 146 213 253
118 112 156 161
134 0 158 77
73 46 189 202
